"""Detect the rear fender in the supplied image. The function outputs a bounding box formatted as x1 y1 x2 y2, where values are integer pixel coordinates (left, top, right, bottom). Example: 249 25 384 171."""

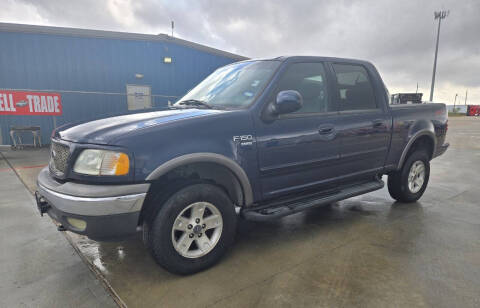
396 121 436 170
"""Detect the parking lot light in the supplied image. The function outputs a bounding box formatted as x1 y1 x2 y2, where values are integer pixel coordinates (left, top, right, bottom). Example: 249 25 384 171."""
429 10 449 102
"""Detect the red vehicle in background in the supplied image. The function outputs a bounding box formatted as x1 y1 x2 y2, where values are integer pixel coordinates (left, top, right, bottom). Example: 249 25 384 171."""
467 105 480 116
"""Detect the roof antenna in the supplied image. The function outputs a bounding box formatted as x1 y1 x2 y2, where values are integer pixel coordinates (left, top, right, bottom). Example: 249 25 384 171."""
171 21 174 37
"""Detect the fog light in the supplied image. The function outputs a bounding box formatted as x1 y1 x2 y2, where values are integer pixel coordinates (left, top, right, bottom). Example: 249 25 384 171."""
67 217 87 231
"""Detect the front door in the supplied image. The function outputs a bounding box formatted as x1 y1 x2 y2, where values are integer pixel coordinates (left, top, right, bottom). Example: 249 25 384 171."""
255 62 340 199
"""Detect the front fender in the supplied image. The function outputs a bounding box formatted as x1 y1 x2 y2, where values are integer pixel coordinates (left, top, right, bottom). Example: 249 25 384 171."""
145 153 254 206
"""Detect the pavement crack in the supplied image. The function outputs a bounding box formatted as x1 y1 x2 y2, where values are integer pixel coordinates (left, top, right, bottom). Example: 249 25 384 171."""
206 235 362 307
446 189 470 201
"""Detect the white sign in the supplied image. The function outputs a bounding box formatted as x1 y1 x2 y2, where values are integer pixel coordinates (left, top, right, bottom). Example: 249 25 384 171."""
126 85 152 110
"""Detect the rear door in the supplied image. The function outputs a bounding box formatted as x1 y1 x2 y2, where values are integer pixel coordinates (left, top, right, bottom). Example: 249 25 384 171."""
255 62 340 199
330 63 390 181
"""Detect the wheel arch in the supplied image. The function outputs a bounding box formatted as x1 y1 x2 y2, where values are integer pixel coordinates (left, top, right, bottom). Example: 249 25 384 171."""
145 153 254 207
396 130 436 170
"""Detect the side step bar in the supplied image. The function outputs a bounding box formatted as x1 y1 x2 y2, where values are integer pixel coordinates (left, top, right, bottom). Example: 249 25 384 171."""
241 179 384 221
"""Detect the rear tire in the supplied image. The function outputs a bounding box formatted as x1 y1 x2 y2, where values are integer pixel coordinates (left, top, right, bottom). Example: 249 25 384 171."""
388 150 430 203
145 183 237 275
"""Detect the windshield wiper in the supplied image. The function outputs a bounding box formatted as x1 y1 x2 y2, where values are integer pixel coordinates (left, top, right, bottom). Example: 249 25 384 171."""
176 99 212 109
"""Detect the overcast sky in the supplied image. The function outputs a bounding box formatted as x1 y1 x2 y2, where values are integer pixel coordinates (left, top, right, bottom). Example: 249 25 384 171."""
1 0 478 104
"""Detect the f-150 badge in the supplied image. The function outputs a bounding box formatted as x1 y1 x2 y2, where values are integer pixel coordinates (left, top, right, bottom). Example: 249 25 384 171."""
233 135 254 146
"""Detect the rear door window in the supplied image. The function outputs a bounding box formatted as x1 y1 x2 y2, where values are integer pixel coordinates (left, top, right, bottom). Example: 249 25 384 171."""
332 64 377 111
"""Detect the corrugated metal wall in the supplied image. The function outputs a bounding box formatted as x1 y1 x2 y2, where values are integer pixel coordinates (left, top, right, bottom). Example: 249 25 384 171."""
0 30 240 145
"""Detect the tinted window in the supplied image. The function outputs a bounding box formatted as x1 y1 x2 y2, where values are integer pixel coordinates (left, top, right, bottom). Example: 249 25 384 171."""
333 64 377 111
275 63 331 114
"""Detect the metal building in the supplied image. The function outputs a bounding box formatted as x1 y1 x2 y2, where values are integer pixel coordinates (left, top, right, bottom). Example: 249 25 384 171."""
0 23 246 145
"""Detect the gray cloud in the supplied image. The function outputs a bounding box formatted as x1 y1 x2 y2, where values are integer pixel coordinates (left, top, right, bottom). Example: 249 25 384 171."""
2 0 479 103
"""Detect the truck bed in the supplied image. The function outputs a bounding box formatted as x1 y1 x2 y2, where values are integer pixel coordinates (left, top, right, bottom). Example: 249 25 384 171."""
385 103 448 170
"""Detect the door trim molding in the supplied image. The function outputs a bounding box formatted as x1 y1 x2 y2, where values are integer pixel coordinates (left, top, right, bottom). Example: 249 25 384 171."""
260 154 340 176
264 166 384 197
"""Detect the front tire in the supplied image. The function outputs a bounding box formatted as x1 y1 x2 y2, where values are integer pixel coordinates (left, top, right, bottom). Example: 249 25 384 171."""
146 183 237 275
388 150 430 203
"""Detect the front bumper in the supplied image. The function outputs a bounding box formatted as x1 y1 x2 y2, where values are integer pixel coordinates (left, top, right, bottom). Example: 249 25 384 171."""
36 167 150 241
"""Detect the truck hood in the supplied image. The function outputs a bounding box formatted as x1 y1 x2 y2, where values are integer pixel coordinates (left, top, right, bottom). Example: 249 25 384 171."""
57 109 224 145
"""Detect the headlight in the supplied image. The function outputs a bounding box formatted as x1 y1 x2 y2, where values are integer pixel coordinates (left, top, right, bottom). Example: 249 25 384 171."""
73 149 129 176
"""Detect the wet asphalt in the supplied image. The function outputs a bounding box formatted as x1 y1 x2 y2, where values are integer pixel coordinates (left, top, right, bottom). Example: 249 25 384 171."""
2 116 479 307
0 152 116 307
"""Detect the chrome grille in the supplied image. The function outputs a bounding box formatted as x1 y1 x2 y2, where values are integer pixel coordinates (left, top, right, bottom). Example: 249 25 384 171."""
50 142 70 175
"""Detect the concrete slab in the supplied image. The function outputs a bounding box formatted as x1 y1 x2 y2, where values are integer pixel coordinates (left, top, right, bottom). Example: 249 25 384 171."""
0 154 117 307
1 147 49 193
3 117 480 307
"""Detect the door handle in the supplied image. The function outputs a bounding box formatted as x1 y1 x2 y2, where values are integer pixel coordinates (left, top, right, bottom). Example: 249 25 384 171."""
318 124 336 140
372 120 385 128
319 127 333 134
318 125 335 135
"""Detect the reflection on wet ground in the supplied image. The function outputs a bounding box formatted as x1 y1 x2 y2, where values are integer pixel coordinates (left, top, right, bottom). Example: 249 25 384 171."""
3 117 480 307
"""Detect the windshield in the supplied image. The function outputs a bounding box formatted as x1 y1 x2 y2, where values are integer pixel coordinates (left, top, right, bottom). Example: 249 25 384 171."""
175 60 280 109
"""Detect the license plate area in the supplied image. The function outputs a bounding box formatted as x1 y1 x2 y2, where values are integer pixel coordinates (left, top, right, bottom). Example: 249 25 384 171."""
35 191 50 216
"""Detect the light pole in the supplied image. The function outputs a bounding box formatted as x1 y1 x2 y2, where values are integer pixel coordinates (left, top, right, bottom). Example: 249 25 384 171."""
429 10 449 102
453 93 458 112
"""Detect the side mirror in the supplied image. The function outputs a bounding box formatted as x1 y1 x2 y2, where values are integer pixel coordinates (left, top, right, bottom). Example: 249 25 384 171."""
273 90 303 115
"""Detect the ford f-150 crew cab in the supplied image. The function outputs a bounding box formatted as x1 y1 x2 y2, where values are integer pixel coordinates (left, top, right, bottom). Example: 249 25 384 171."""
36 56 449 274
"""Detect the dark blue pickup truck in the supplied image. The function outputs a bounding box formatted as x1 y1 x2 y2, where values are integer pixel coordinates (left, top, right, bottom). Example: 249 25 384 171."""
36 56 449 274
